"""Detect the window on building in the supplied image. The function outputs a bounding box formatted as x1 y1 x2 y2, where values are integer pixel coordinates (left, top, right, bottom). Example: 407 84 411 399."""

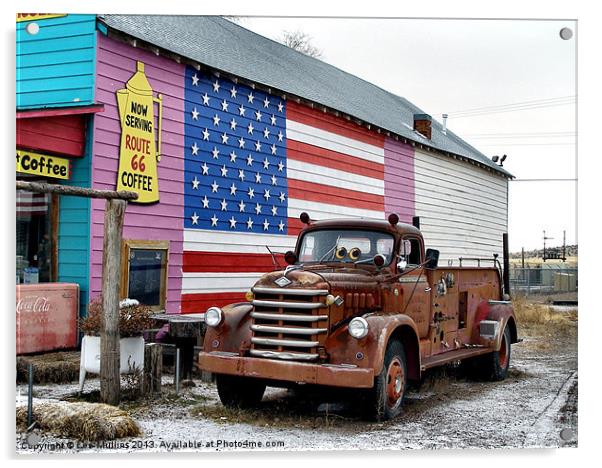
16 185 58 284
121 239 169 311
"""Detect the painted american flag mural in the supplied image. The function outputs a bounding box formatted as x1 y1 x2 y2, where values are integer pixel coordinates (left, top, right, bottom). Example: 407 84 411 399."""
181 66 414 312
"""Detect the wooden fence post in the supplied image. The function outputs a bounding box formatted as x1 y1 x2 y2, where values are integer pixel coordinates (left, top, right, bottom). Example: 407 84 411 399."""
100 198 127 406
141 343 163 396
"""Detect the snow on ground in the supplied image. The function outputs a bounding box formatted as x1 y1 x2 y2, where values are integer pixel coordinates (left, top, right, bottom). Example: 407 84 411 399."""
16 328 577 453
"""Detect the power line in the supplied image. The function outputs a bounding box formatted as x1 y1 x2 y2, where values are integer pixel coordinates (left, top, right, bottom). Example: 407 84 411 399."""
463 131 575 137
510 178 577 182
477 142 575 147
444 95 575 115
449 101 575 118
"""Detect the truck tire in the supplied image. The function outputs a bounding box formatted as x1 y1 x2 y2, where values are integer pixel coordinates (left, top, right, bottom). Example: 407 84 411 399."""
365 340 407 421
216 374 266 408
473 325 512 381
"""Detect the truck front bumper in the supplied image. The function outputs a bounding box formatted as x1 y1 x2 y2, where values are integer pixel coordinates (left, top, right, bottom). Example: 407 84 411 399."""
199 351 375 388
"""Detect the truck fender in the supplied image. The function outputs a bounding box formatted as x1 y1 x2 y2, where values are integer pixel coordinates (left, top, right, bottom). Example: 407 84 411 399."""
366 314 422 382
472 300 518 351
203 302 253 354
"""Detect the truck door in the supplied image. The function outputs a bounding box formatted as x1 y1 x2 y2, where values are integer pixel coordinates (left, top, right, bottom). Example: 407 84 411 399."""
429 269 460 355
397 237 430 341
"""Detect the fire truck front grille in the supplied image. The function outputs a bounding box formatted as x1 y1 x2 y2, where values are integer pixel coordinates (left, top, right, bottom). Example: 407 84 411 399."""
250 287 329 362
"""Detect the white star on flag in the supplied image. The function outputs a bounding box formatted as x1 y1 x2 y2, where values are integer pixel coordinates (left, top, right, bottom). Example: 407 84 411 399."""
247 187 255 199
238 104 246 116
247 92 254 103
263 97 270 108
191 177 200 189
191 142 199 155
213 80 220 92
192 74 199 86
255 141 262 151
247 122 254 135
191 108 199 120
230 183 238 195
271 206 278 216
270 115 277 125
246 154 254 166
278 221 285 232
238 169 245 181
221 100 229 112
229 151 237 162
221 133 229 144
263 219 270 230
191 212 199 224
201 162 209 175
230 119 237 130
271 144 277 155
238 200 246 212
211 214 219 226
213 114 220 126
278 131 283 142
263 128 270 139
238 137 246 148
263 158 270 169
202 196 209 208
264 189 271 200
279 192 286 202
255 172 262 183
229 216 237 228
271 175 277 185
278 161 284 172
230 86 237 98
220 199 228 211
202 93 210 105
211 147 220 159
277 102 284 112
246 218 254 229
211 180 219 193
255 203 262 214
202 128 210 140
255 110 262 121
220 165 228 177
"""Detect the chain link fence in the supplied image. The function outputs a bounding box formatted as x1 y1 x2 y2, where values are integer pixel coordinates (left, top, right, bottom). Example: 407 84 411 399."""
509 264 578 298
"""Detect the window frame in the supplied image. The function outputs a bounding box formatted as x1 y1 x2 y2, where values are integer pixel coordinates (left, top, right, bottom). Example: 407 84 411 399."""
120 239 169 312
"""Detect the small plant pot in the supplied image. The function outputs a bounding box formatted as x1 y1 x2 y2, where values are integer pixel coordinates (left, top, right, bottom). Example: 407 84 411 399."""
79 335 145 392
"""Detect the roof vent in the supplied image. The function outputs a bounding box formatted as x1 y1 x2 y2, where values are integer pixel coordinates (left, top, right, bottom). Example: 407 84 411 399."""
413 113 432 140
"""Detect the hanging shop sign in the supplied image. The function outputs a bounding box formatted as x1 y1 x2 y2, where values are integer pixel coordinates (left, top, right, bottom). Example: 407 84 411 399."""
116 61 163 204
16 14 67 22
16 149 71 180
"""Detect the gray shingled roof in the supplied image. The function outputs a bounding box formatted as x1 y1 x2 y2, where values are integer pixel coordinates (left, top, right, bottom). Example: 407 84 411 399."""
98 15 512 178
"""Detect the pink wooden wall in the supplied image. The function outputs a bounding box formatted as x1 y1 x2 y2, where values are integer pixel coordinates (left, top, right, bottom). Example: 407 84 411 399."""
384 137 415 223
90 33 185 313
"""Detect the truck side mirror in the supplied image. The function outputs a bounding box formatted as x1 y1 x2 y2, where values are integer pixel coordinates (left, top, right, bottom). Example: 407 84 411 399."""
425 249 440 269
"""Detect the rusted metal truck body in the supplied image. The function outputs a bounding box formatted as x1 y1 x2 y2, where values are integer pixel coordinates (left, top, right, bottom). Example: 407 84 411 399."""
199 213 518 420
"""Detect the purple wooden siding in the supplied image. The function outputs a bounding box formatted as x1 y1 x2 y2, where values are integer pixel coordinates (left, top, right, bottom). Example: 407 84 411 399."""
90 33 185 313
384 137 415 223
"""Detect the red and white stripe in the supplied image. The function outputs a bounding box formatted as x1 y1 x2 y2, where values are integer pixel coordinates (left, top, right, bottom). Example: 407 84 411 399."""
181 101 386 313
16 191 49 216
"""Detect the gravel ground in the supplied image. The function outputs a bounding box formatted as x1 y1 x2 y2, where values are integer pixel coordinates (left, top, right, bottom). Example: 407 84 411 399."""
16 325 577 453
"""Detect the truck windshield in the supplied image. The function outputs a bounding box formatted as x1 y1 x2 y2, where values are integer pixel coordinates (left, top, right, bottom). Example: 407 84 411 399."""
298 230 395 265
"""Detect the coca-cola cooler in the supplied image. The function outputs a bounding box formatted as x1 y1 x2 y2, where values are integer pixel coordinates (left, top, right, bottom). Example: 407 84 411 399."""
16 283 79 355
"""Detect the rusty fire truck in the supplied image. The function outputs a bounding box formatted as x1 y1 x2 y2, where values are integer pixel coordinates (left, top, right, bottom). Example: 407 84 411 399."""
199 213 519 421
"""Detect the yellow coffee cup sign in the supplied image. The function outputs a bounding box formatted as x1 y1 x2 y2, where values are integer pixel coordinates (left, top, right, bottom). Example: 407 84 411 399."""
116 61 163 204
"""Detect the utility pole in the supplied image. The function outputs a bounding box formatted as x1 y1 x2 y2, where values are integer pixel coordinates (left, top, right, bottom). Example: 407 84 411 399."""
542 230 554 262
562 230 567 262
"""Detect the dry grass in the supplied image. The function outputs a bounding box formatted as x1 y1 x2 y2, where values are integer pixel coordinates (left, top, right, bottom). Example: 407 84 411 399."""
512 297 577 346
16 352 81 384
16 402 141 441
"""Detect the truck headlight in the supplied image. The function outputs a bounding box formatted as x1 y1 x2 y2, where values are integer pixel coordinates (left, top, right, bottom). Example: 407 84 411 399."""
205 307 223 327
348 317 369 339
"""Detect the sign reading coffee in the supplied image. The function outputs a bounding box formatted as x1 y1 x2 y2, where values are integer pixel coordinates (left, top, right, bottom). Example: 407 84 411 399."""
16 150 71 179
116 61 163 204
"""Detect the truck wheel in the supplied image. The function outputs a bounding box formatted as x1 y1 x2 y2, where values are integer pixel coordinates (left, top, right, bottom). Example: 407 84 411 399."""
477 325 512 381
366 340 407 421
215 374 266 408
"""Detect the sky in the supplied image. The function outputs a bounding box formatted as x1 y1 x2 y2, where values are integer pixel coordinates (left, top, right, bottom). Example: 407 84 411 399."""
235 17 577 252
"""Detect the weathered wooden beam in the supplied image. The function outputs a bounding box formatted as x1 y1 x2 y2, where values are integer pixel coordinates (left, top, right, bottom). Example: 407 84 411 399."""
16 180 138 201
142 343 163 396
100 198 127 406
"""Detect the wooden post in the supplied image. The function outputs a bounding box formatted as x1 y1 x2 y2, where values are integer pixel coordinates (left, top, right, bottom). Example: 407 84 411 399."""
142 343 163 395
100 198 127 406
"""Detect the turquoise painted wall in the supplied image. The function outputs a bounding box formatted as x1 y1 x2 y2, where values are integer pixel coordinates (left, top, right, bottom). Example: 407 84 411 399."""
16 14 97 110
57 117 93 317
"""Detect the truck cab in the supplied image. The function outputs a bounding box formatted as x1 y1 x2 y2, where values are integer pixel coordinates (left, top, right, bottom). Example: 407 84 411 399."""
198 213 519 421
